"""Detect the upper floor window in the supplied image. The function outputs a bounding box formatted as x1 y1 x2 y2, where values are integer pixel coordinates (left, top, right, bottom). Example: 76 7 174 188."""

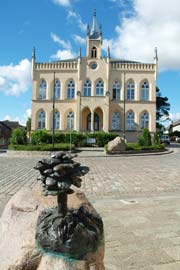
53 79 60 99
96 80 104 96
126 111 135 131
84 80 91 97
66 111 74 130
127 80 135 100
38 110 45 129
112 112 120 130
141 81 149 101
113 81 121 100
67 80 75 99
91 47 97 58
39 79 46 100
141 112 149 129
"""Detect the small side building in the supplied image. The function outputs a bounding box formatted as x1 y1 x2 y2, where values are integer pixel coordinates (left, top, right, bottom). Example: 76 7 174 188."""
0 121 21 148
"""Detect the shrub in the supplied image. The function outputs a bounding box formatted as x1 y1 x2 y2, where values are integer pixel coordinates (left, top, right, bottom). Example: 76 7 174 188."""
153 132 160 145
126 143 164 151
30 130 51 145
86 132 118 147
138 128 152 146
10 128 27 145
8 143 75 151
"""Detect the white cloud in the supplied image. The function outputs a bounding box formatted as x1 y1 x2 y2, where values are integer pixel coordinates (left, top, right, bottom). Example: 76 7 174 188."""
51 33 71 50
51 49 75 60
106 0 180 71
0 59 31 96
52 0 71 7
73 34 86 45
169 113 180 122
67 10 86 32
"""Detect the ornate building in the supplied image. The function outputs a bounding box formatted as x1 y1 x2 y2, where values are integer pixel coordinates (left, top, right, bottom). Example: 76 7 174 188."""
31 10 158 142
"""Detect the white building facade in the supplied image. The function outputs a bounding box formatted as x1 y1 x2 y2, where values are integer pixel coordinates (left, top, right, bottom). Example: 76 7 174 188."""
31 10 158 142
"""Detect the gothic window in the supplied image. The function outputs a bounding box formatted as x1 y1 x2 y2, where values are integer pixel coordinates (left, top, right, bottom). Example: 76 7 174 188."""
53 79 60 99
39 79 46 100
91 47 97 58
38 110 45 129
67 80 75 99
66 111 74 130
53 111 60 129
84 80 91 96
96 80 104 96
126 111 135 131
141 112 149 129
127 80 135 100
113 81 121 100
141 81 149 100
112 112 120 130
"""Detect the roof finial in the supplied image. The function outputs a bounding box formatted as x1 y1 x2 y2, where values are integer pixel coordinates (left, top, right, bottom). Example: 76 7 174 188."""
107 46 110 58
92 8 97 33
154 47 158 61
32 47 36 59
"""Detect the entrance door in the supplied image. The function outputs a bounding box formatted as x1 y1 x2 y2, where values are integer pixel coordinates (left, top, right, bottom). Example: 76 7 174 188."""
94 113 99 131
87 113 91 131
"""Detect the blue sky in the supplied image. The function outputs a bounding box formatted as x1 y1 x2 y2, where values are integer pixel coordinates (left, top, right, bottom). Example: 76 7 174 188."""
0 0 179 125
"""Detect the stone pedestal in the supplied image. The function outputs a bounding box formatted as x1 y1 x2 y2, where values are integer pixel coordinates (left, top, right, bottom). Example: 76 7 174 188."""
0 184 105 270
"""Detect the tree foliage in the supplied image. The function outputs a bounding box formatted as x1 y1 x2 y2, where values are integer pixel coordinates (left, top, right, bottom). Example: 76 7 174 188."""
156 86 170 123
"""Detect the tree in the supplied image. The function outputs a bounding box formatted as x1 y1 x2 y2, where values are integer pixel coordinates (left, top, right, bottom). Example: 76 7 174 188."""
26 117 31 132
156 86 170 128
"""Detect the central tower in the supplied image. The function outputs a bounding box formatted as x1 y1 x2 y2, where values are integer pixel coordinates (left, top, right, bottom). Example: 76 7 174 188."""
86 9 102 59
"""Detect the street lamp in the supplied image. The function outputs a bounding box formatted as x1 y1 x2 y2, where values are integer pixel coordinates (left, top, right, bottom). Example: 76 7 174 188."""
123 72 126 140
52 71 55 150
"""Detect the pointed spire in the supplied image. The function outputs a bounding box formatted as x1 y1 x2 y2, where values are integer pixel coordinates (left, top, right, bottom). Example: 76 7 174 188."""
107 46 110 58
92 8 97 34
154 47 158 61
87 24 90 36
79 47 82 58
32 47 36 59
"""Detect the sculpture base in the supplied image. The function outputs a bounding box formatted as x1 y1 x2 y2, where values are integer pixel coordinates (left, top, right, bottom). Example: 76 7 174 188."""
36 206 103 260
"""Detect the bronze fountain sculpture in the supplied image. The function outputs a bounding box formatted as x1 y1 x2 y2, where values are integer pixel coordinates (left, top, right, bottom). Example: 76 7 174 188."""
34 151 103 259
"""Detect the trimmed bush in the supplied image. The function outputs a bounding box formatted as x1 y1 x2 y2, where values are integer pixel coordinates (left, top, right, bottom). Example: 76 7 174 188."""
10 128 27 145
153 132 160 145
126 143 164 151
138 128 152 146
30 130 51 145
8 143 75 151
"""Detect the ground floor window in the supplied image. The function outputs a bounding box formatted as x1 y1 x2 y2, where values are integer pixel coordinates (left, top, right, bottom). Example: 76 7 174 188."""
38 110 45 129
66 111 74 130
112 112 120 130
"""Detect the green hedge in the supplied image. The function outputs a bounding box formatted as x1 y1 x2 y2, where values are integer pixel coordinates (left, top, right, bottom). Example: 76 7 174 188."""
126 143 165 151
8 143 75 151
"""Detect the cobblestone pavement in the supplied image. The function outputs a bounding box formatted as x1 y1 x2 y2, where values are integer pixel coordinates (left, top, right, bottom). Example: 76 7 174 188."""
1 144 180 269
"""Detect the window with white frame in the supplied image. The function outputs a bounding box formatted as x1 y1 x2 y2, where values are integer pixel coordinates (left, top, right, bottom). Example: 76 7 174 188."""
141 112 149 129
66 111 74 130
39 79 47 100
113 81 121 100
126 111 135 130
96 80 104 96
53 111 60 129
67 80 75 99
84 80 91 96
141 81 149 100
112 112 120 130
127 80 135 100
53 79 60 99
38 110 45 129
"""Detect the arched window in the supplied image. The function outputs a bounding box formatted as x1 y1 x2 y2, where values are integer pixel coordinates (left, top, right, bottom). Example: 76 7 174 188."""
66 111 74 130
84 80 91 96
96 80 104 96
39 79 46 100
67 80 75 99
112 112 120 130
126 111 135 131
91 47 97 58
113 81 121 100
53 79 60 99
38 110 45 129
127 80 135 100
141 112 149 129
141 81 149 100
53 111 60 129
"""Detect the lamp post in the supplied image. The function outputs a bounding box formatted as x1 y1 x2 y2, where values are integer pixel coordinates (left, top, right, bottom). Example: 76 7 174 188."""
123 72 126 140
52 71 55 149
